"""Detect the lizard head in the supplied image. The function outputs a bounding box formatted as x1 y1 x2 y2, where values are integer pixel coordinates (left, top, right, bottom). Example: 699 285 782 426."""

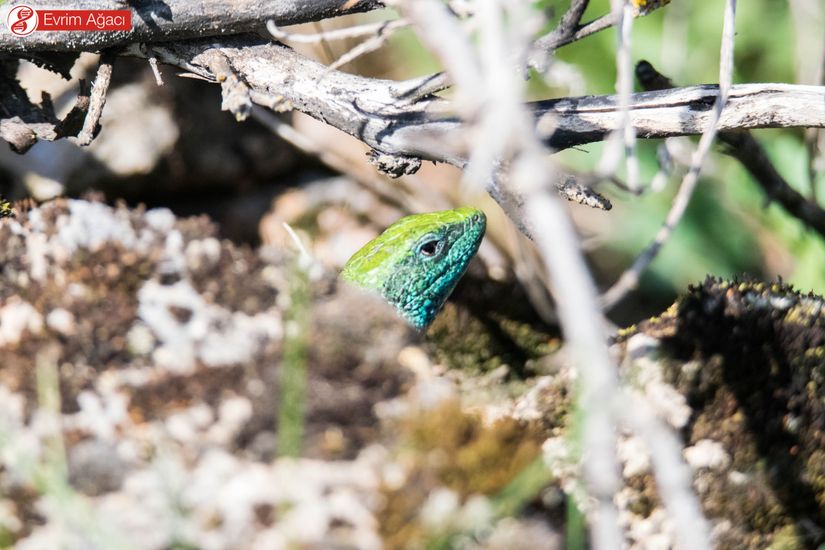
341 207 486 330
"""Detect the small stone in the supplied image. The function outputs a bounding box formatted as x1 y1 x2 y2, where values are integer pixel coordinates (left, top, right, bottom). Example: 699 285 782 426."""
398 346 432 378
68 439 127 496
684 439 730 471
46 308 75 336
420 488 459 529
126 323 156 356
619 435 651 478
0 299 43 347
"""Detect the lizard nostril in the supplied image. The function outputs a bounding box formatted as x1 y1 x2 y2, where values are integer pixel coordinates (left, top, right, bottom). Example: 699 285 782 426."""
471 213 480 223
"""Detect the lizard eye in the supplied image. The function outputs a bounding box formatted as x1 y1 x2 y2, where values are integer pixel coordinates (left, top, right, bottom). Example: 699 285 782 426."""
417 238 444 258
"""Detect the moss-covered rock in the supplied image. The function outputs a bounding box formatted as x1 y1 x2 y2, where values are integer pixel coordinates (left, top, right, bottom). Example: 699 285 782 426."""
427 275 561 377
378 400 554 549
616 276 825 548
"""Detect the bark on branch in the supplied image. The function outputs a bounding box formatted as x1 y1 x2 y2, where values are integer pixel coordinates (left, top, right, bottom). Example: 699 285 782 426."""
0 0 384 53
136 36 825 167
0 58 91 152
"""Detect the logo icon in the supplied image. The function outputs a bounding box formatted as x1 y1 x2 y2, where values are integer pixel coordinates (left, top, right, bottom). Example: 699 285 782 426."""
6 4 37 36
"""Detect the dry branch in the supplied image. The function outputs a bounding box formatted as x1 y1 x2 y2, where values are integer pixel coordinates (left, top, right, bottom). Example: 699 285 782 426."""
0 0 384 53
602 0 737 312
75 51 115 146
636 59 825 241
0 58 91 152
721 132 825 237
126 36 825 167
5 32 825 212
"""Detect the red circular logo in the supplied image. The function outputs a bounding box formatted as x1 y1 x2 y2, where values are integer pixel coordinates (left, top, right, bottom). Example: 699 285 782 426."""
6 5 38 37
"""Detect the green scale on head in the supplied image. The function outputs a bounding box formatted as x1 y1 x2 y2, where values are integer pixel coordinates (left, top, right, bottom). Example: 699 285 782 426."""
341 207 487 330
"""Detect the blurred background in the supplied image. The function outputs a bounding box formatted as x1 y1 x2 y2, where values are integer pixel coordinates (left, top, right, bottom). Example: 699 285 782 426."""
2 0 823 327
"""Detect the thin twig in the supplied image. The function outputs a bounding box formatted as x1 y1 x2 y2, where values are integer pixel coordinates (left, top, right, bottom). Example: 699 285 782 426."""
637 57 825 240
525 189 623 550
139 43 165 86
281 221 314 269
400 0 595 102
529 0 590 71
615 1 639 191
423 0 622 546
268 18 409 44
75 51 115 146
618 392 712 550
533 0 673 63
551 0 591 44
721 132 825 238
389 71 452 102
601 0 737 310
399 0 484 113
311 21 337 64
541 12 618 54
807 32 825 200
325 19 408 72
596 1 638 191
250 106 412 208
148 53 164 86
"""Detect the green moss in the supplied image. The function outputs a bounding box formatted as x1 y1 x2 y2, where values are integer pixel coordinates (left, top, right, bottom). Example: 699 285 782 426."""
426 276 560 376
615 324 638 340
378 401 547 549
767 524 804 550
0 197 13 219
405 401 543 495
623 276 825 547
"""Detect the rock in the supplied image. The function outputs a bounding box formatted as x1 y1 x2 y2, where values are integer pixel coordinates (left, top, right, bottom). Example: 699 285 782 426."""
7 200 823 549
67 439 126 496
0 198 418 548
613 277 825 549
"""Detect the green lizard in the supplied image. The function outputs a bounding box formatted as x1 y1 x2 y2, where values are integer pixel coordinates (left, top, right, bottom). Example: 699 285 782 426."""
341 207 486 330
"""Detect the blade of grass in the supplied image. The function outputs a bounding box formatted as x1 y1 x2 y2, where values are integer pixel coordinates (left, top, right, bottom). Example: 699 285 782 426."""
277 253 311 458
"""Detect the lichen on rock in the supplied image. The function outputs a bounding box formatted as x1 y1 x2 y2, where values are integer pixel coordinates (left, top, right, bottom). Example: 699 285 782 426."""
0 198 420 548
614 276 825 549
